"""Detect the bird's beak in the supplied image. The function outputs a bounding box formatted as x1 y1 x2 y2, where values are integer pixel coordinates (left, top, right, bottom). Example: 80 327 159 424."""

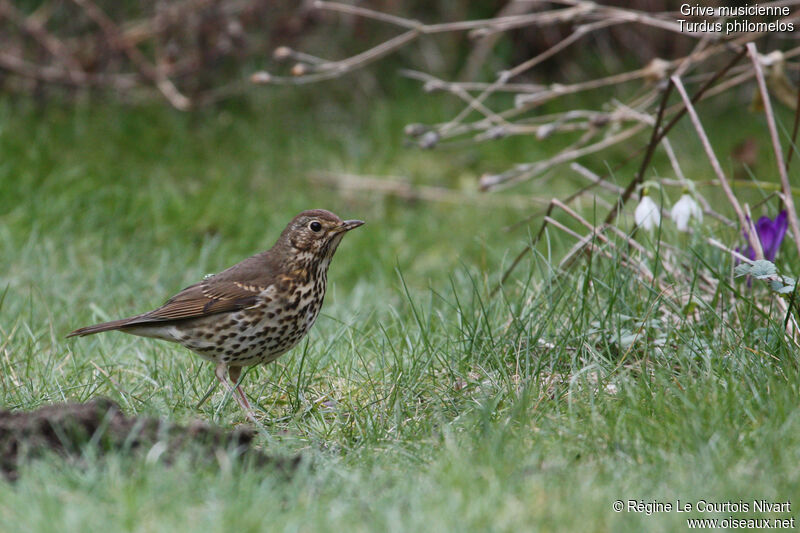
339 219 365 232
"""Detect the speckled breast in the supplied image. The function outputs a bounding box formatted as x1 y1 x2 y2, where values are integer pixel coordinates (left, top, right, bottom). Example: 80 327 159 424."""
178 271 328 367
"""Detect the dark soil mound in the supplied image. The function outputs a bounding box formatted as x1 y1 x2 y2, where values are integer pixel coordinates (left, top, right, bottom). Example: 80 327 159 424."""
0 398 298 480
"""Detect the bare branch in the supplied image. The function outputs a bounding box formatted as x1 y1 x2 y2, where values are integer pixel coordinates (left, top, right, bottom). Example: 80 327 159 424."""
747 42 800 259
309 171 544 210
71 0 191 110
671 75 763 259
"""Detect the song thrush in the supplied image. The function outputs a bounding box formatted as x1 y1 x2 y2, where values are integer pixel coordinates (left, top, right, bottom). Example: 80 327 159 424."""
67 209 364 419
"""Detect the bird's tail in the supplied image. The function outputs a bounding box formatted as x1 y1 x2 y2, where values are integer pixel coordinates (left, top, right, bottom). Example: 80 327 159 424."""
66 318 137 338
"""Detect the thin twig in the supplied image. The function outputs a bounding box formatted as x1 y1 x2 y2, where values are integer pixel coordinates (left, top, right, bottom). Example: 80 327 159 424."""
309 171 544 209
0 0 84 80
71 0 191 110
480 123 647 191
747 42 800 259
786 83 800 169
671 75 763 259
603 80 673 226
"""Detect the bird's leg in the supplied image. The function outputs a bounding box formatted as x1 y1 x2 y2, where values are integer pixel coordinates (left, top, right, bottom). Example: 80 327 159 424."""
228 365 251 410
215 362 257 423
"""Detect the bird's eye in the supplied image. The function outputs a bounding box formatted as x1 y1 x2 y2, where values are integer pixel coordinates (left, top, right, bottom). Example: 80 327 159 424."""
309 221 322 232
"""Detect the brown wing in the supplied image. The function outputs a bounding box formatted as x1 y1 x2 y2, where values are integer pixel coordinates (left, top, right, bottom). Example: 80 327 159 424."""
65 280 268 337
133 280 268 322
67 250 280 338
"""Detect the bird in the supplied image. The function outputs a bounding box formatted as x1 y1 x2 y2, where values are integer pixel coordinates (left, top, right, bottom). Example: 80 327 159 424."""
68 209 364 420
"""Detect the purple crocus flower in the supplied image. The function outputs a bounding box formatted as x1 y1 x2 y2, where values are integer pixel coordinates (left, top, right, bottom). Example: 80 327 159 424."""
739 210 788 261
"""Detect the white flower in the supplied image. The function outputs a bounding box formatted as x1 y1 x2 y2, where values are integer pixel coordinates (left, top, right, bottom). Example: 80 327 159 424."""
670 194 702 232
634 195 661 231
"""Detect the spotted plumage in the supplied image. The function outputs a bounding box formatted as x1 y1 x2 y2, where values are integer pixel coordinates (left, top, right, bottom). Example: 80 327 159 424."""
67 209 364 418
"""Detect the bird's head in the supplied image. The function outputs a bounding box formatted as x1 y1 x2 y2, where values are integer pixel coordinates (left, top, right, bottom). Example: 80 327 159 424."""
279 209 364 259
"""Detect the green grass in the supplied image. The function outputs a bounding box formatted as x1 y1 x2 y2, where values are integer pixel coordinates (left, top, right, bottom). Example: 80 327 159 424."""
0 90 798 532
